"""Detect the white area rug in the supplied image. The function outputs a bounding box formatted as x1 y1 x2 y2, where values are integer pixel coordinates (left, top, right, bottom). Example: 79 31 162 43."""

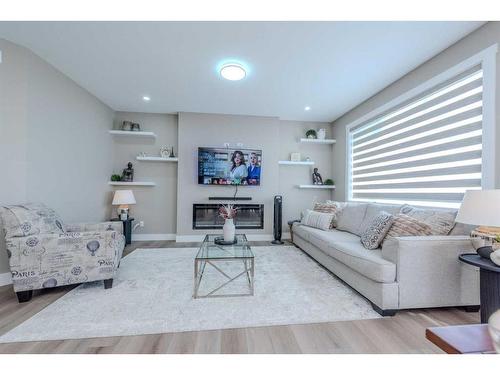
0 246 380 343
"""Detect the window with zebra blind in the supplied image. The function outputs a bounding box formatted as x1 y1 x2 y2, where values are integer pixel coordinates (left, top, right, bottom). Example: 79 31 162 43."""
346 46 496 209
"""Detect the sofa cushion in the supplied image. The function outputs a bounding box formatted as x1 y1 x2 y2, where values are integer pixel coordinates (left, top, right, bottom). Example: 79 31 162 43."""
301 209 335 231
313 201 343 228
335 202 369 236
0 203 65 238
400 205 456 235
327 241 396 283
360 211 395 250
384 213 433 242
359 203 403 233
294 224 396 283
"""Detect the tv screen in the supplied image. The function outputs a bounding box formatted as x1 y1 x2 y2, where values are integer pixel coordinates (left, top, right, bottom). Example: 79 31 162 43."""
198 147 262 186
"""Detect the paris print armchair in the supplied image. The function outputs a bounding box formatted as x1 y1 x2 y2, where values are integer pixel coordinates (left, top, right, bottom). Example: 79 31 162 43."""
0 203 125 303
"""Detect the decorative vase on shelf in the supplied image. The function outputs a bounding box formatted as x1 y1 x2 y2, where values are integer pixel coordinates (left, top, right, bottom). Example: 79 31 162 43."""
317 128 326 140
223 219 236 242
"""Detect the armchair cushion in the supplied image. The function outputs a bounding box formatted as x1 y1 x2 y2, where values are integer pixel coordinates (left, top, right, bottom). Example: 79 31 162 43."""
0 203 65 238
6 230 125 292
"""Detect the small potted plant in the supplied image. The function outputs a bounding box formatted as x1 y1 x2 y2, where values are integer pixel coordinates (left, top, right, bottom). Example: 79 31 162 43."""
110 174 122 182
305 129 317 139
324 179 335 186
219 204 238 242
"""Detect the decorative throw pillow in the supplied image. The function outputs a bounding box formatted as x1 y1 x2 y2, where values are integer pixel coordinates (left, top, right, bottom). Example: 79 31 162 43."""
360 211 394 250
0 203 65 238
301 209 335 231
384 213 433 242
399 205 456 235
313 201 342 228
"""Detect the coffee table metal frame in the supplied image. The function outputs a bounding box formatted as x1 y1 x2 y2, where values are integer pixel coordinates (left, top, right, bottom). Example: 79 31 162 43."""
193 234 254 299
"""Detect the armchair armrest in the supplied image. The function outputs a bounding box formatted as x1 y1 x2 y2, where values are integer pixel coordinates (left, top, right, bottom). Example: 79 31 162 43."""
6 231 125 292
65 221 123 234
381 236 479 308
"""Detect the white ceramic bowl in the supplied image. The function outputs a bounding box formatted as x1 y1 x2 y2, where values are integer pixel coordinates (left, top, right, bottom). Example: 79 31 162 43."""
488 309 500 353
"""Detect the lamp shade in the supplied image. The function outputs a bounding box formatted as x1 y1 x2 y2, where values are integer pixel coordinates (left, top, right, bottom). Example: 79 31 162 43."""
112 190 136 205
456 190 500 227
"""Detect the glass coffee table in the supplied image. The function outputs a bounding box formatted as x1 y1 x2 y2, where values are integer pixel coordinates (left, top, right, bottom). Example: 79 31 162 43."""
194 234 255 299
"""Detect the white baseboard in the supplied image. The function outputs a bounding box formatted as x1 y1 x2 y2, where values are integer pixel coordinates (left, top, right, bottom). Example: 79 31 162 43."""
0 272 12 286
132 234 176 241
176 232 291 243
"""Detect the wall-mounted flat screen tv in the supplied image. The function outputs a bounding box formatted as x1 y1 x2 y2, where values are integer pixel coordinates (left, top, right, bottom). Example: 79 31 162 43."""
198 147 262 186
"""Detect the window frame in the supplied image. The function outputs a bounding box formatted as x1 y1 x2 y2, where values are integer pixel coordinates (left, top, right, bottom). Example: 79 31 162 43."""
345 44 497 205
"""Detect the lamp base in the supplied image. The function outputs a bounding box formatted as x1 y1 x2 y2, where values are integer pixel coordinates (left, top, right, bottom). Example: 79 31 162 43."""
477 246 494 259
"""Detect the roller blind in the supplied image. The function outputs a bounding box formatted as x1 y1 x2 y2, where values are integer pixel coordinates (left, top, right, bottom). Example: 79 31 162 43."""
348 65 483 209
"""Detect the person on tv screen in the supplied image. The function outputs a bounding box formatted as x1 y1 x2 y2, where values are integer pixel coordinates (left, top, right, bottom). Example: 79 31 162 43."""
247 152 261 185
229 150 248 182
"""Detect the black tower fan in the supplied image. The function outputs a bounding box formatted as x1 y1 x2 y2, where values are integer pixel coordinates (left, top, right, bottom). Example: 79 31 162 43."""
272 195 284 244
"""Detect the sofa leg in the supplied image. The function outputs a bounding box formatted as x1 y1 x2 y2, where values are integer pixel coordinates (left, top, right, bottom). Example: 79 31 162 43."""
371 302 397 317
16 290 33 303
103 279 113 289
464 305 480 313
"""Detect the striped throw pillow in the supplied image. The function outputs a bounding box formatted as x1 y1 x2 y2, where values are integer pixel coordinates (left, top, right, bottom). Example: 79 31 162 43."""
384 213 433 242
314 201 342 228
301 209 335 231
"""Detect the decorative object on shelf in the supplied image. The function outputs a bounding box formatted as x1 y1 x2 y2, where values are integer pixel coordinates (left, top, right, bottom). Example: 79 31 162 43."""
131 123 141 132
456 190 500 261
138 151 147 158
169 146 175 158
121 162 134 182
110 174 122 182
305 129 317 139
317 128 326 140
112 190 136 220
305 156 311 162
489 309 500 353
290 152 301 162
219 204 237 242
159 146 170 158
121 121 133 131
324 178 334 185
312 168 323 185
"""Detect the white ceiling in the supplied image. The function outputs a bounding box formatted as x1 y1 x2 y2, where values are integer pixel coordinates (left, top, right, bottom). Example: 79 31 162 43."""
0 21 484 122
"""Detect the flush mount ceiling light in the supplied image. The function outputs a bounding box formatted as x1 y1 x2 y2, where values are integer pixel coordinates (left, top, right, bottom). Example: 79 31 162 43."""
304 106 311 111
220 63 246 81
142 96 151 102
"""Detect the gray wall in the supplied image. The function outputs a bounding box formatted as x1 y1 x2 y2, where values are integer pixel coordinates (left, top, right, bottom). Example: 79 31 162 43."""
0 39 115 275
176 112 332 238
331 22 500 201
112 112 178 236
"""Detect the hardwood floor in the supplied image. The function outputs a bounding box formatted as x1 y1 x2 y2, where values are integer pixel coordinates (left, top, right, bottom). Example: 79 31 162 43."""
0 241 480 354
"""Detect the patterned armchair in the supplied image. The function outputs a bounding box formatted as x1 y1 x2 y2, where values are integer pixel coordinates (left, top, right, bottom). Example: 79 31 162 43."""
0 203 125 303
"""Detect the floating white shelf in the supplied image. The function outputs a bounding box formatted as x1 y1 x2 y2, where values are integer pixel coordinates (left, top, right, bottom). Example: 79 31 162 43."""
298 184 336 189
136 156 178 162
109 130 157 138
108 181 156 186
278 161 315 165
300 138 336 144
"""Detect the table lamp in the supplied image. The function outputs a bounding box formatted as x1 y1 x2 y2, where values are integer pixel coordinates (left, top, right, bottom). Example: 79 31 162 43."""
456 190 500 262
112 190 136 220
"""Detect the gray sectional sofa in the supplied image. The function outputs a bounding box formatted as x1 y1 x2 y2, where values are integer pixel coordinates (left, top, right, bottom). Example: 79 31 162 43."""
291 202 480 316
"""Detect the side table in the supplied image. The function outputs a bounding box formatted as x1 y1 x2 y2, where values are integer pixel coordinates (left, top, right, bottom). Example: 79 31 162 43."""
459 253 500 323
111 217 134 245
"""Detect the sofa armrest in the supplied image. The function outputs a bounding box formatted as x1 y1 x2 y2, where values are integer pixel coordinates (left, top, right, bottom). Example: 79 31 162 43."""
5 231 125 292
381 236 479 308
65 221 123 234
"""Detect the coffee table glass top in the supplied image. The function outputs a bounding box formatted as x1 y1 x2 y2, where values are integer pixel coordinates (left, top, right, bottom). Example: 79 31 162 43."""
196 234 254 260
